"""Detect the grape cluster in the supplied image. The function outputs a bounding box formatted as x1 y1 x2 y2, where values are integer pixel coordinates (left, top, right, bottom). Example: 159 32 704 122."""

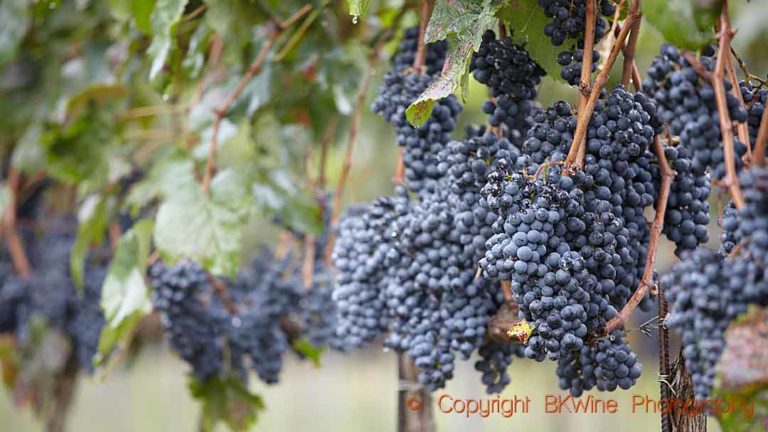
644 44 748 179
372 32 462 192
0 220 107 373
475 86 657 393
662 144 711 255
556 330 642 396
475 340 526 394
661 248 767 400
331 191 411 351
471 30 545 137
150 261 226 380
740 81 768 147
150 244 337 384
332 133 528 391
537 0 616 85
723 167 768 263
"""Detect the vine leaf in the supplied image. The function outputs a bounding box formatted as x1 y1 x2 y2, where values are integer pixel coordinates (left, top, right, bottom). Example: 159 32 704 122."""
147 0 190 80
498 0 563 82
643 0 714 50
0 0 30 68
96 219 154 370
189 375 265 432
347 0 373 20
406 0 498 126
154 167 251 277
292 339 325 367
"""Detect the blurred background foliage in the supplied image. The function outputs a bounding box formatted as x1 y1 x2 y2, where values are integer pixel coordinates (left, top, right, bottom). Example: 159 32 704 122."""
0 0 767 430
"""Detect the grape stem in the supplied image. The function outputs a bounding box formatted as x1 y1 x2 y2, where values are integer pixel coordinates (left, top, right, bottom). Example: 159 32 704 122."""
682 4 745 208
730 46 768 86
657 287 673 432
565 0 641 170
326 68 375 263
605 134 674 333
393 147 406 185
501 280 513 302
203 29 279 194
206 273 239 314
412 0 434 74
302 235 316 289
202 5 314 194
725 53 752 161
622 65 674 431
598 0 624 71
1 167 31 278
576 0 597 114
620 8 641 89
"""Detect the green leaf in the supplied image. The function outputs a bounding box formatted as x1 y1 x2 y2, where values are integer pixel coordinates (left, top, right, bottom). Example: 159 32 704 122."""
154 168 251 277
65 84 129 120
691 0 723 32
347 0 372 19
292 339 324 367
12 124 45 174
147 0 190 80
0 0 30 68
96 220 154 370
498 0 563 82
189 375 265 432
125 153 194 213
133 0 155 34
204 0 270 48
406 0 498 126
643 0 715 50
71 194 109 291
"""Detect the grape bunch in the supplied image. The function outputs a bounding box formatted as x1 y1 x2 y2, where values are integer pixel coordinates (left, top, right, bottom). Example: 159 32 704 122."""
537 0 617 85
721 167 768 264
740 81 768 147
331 191 411 351
556 330 642 396
475 86 659 393
644 43 748 179
662 167 768 400
150 243 337 384
150 261 226 380
471 30 546 137
0 219 107 373
662 144 711 255
661 248 766 400
372 31 462 192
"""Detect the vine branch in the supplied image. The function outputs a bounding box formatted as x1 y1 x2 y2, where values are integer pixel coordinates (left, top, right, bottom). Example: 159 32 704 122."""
325 68 375 263
605 135 674 333
412 0 434 73
2 167 31 278
203 31 279 194
202 4 314 193
565 0 641 169
577 0 597 108
711 3 744 208
724 53 752 161
620 8 641 89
